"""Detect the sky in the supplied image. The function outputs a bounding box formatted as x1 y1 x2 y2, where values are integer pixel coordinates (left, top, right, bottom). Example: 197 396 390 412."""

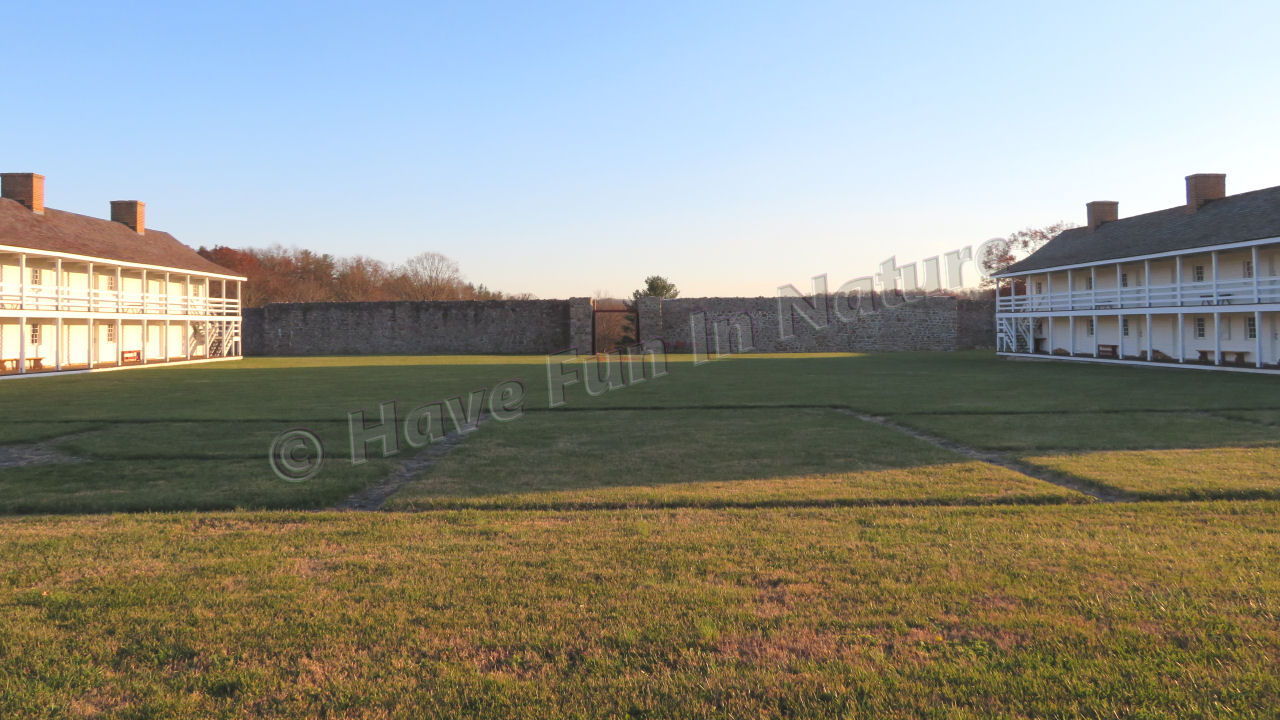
4 1 1280 299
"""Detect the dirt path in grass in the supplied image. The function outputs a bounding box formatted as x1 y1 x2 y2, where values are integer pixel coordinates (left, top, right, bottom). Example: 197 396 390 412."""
0 434 91 469
333 416 491 511
836 410 1132 503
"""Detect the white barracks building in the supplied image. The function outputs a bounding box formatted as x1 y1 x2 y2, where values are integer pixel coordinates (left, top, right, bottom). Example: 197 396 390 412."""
0 172 244 377
994 174 1280 373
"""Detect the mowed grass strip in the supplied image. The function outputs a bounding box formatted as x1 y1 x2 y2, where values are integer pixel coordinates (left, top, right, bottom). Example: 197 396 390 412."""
1023 446 1280 500
0 458 395 515
1 503 1277 719
891 411 1280 452
388 408 1083 510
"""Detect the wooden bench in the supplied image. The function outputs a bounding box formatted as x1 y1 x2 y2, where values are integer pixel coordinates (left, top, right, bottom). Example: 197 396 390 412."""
122 350 142 363
1097 344 1119 359
2 357 45 372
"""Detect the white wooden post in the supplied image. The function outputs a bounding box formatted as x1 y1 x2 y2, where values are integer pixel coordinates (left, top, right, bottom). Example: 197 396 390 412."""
1144 260 1151 307
1067 269 1074 310
1116 264 1123 308
55 258 62 311
1069 317 1076 357
185 276 192 315
18 316 27 374
1093 314 1099 357
18 254 26 310
1176 256 1183 306
141 270 148 313
184 319 191 360
116 267 123 312
115 319 122 366
1047 273 1054 310
1211 252 1219 304
141 319 147 364
1256 310 1264 368
1253 246 1262 303
86 262 94 312
1118 315 1124 359
1213 311 1221 365
54 317 62 371
1049 316 1055 354
1178 313 1185 363
1091 267 1098 308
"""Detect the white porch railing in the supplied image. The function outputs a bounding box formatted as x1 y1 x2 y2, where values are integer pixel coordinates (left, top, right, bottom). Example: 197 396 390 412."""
998 276 1280 313
0 282 240 316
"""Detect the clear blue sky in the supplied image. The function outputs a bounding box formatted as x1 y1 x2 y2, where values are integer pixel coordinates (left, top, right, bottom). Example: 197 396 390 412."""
5 1 1279 298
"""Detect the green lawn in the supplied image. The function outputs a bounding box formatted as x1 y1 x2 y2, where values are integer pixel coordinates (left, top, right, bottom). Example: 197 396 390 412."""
1 351 1279 718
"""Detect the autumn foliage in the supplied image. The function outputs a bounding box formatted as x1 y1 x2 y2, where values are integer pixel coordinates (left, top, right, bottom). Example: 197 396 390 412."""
195 246 531 307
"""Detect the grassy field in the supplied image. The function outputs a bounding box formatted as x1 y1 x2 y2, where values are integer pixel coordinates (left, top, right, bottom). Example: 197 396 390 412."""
1 351 1278 718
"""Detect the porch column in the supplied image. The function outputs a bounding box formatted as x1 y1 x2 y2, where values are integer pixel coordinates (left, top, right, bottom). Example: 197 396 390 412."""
141 270 148 312
1178 312 1185 363
115 319 122 366
1175 256 1183 306
184 319 191 360
88 319 95 368
1092 314 1099 358
1048 316 1055 355
1213 311 1221 365
55 258 62 311
55 317 62 371
1256 310 1264 368
1253 246 1262 303
115 267 123 312
165 271 171 314
185 276 192 315
1144 260 1152 307
162 320 168 362
1047 273 1054 311
1116 265 1123 308
141 319 147 364
1211 252 1219 304
87 263 94 312
1067 270 1074 310
18 315 26 374
1069 317 1075 356
1091 267 1097 307
18 254 26 310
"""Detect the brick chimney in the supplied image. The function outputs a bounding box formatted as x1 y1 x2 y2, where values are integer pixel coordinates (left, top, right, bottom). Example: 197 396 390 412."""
1 173 45 214
1086 200 1118 231
1186 173 1225 213
110 200 145 234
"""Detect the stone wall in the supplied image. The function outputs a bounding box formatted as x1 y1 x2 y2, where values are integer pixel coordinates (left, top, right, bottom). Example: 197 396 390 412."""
243 299 584 356
640 294 982 353
240 294 995 356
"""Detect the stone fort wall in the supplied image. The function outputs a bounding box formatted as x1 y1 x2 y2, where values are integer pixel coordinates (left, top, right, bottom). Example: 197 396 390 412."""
241 294 994 355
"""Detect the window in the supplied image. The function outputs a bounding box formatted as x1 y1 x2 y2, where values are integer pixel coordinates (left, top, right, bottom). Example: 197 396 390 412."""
106 325 116 343
29 324 40 345
106 275 117 292
1194 265 1205 282
1247 317 1258 340
1244 260 1254 279
1223 319 1232 341
30 267 41 286
1122 318 1130 337
1195 318 1206 339
1121 273 1129 288
1086 319 1095 336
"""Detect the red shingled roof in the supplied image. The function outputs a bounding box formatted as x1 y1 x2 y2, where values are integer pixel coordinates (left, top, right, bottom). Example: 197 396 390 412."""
0 197 243 277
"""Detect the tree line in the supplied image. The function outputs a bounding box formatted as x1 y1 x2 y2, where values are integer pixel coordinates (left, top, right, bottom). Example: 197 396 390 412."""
195 246 532 307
